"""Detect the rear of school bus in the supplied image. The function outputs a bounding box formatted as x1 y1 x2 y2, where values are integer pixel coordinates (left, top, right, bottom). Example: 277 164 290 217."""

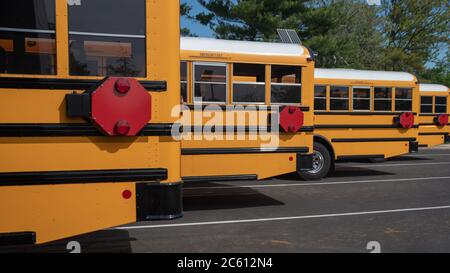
298 69 419 180
179 37 314 181
418 84 450 148
0 0 181 245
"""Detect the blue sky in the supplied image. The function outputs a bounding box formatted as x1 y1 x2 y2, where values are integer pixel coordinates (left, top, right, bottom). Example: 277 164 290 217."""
181 0 214 37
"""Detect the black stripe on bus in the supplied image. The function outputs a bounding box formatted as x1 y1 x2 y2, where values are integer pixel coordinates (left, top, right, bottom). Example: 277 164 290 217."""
0 168 168 186
0 77 167 92
184 104 311 112
315 124 419 129
183 174 257 183
0 123 176 137
0 232 36 246
181 147 309 155
419 123 449 127
315 111 417 116
337 154 385 161
418 132 449 136
181 126 314 133
331 137 417 143
419 114 440 117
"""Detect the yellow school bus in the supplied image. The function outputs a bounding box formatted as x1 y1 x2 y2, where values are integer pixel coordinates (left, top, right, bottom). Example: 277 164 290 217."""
418 84 449 148
179 37 314 182
0 0 181 245
299 68 420 179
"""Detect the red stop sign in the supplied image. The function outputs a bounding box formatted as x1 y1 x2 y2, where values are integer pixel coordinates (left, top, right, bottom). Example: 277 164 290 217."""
91 77 151 136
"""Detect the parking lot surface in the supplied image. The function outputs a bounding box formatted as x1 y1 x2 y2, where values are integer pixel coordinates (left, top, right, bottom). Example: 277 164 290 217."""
3 145 450 253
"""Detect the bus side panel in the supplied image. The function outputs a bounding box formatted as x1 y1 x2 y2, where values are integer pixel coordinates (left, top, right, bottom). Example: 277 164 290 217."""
0 183 136 244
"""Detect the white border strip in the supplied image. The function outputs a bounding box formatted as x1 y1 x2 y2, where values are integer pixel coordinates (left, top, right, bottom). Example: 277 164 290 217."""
116 205 450 230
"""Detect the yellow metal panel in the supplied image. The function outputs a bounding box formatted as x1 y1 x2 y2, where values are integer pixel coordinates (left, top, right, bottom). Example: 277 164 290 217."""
0 183 136 244
182 153 298 180
0 136 163 173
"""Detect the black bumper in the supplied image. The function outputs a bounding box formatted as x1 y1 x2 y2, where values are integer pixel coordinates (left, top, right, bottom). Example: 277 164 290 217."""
136 182 183 221
297 153 313 172
409 141 419 153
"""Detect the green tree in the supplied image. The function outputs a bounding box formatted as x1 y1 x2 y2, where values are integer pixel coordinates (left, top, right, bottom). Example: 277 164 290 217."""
299 0 383 69
195 0 309 41
380 0 449 76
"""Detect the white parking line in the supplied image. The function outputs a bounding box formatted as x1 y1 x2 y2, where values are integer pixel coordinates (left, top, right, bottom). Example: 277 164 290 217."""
405 154 450 156
183 176 450 191
349 162 450 168
116 205 450 230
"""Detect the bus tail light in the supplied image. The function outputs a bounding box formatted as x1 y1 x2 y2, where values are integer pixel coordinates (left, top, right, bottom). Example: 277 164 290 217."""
395 112 414 129
66 77 151 136
435 114 449 127
279 106 304 133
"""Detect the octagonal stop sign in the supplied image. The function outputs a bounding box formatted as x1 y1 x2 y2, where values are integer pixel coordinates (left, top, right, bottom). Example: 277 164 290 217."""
90 77 151 136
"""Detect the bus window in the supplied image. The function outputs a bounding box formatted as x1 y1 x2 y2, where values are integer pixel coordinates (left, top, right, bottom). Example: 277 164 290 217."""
421 96 433 113
271 65 302 104
395 88 413 111
232 63 265 104
68 0 146 77
193 62 227 103
374 87 392 111
0 0 56 75
435 96 447 113
181 61 188 103
330 86 349 111
314 85 327 110
353 86 371 111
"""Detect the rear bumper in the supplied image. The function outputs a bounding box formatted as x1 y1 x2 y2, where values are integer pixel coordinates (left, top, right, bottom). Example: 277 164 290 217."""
409 141 419 153
297 153 313 172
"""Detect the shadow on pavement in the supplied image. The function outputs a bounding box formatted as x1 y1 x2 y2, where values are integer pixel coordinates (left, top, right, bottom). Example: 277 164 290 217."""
184 183 284 211
0 229 134 253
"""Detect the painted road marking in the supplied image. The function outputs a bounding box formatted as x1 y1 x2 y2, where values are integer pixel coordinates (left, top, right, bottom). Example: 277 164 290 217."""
116 205 450 230
183 176 450 191
349 162 450 168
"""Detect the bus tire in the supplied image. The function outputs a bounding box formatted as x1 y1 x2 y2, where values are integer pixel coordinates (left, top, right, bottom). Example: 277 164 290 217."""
298 142 331 180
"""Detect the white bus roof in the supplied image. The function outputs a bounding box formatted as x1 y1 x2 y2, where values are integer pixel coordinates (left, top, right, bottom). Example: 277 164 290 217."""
419 84 449 93
180 37 306 57
315 68 416 82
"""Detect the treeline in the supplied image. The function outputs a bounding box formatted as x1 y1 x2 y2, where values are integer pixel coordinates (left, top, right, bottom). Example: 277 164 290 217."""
181 0 449 86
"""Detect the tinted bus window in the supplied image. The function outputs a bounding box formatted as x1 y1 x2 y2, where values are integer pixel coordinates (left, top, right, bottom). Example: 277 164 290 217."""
233 63 265 104
435 96 447 113
181 61 188 103
271 65 302 104
420 96 433 113
314 85 326 110
395 88 413 111
0 0 56 75
193 63 227 103
353 87 371 111
330 86 349 111
374 87 392 111
68 0 146 77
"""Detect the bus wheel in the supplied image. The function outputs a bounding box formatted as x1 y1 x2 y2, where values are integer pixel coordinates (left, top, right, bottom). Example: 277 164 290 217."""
298 142 331 180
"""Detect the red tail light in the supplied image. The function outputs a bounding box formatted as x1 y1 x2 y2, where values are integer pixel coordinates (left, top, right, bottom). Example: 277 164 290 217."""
122 190 132 200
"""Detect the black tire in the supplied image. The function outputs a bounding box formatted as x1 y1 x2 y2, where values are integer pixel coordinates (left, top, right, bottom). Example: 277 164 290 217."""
298 142 331 180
